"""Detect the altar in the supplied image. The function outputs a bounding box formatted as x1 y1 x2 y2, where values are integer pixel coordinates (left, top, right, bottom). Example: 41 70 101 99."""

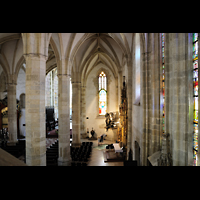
103 143 124 162
102 76 128 162
113 143 123 153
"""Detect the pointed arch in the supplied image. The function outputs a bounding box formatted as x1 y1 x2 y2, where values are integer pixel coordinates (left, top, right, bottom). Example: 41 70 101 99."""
0 52 10 79
12 39 20 75
49 36 61 74
98 71 107 116
80 47 118 82
14 55 25 78
82 52 117 85
69 33 93 73
0 61 9 83
120 33 131 57
107 33 128 57
65 33 76 76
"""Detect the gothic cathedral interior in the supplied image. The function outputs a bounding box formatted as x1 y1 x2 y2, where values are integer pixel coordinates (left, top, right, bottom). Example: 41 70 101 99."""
0 33 198 166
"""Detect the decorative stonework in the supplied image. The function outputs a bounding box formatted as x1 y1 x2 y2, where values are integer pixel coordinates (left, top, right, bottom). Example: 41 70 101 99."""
93 67 112 117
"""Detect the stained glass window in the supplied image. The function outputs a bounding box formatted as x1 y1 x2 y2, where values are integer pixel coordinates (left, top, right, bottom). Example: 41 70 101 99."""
193 33 198 166
99 71 107 115
162 33 165 134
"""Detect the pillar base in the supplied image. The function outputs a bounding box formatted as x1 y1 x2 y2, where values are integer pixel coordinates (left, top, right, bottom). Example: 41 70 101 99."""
71 142 82 147
7 141 17 146
58 157 71 166
26 153 46 166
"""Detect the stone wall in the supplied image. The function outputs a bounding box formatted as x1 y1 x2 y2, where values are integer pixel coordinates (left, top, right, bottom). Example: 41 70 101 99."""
130 33 195 166
165 33 194 166
132 33 145 165
131 33 163 166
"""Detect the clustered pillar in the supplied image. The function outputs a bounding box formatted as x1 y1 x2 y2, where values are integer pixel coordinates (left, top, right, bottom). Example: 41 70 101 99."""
57 74 71 165
25 54 46 166
7 82 17 145
72 82 81 146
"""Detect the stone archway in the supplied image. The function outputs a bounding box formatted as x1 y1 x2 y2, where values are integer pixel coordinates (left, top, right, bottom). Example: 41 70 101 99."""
135 141 140 166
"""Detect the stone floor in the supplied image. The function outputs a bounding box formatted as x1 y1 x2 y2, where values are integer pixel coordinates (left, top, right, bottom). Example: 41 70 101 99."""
17 137 124 166
81 138 124 166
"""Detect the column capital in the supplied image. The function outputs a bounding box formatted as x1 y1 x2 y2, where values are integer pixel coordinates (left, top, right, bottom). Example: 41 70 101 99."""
23 53 48 61
7 74 17 85
71 81 81 84
57 73 71 78
22 33 49 62
7 82 17 86
81 85 86 88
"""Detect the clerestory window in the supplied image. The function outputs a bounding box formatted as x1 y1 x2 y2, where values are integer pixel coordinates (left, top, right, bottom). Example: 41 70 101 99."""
193 33 198 166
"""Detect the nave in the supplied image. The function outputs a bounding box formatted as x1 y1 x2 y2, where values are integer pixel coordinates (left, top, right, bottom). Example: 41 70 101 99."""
0 33 199 166
46 138 124 166
0 136 124 166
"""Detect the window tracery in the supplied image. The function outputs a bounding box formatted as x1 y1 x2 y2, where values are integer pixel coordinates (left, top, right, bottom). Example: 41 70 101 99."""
162 33 165 135
193 33 198 166
98 71 107 115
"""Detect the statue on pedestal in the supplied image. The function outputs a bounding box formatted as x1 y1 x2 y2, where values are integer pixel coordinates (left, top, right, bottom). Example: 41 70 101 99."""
105 112 119 131
105 113 111 131
157 133 172 166
90 127 95 137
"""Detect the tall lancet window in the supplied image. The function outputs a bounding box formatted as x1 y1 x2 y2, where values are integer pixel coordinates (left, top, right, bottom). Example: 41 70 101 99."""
162 33 165 134
99 71 107 115
193 33 198 166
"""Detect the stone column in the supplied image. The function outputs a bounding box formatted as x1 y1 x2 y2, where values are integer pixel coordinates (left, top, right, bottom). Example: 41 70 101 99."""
80 84 86 135
72 82 81 146
115 78 119 112
7 82 17 145
141 33 150 166
149 33 161 155
165 33 193 166
57 74 71 165
118 70 122 107
25 54 46 166
126 57 132 158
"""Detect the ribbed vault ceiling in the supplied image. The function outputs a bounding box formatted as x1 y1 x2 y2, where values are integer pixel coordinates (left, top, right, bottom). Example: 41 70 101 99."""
71 33 128 81
0 33 134 80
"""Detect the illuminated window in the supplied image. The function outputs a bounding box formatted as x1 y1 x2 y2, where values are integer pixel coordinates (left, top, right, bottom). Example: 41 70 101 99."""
45 68 58 119
99 71 107 115
193 33 198 166
135 33 140 100
162 33 165 134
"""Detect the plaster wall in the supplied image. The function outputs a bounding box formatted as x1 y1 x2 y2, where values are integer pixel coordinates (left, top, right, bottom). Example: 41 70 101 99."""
85 63 118 140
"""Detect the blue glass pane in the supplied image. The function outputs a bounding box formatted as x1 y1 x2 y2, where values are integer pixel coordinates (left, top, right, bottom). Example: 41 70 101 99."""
99 90 107 115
